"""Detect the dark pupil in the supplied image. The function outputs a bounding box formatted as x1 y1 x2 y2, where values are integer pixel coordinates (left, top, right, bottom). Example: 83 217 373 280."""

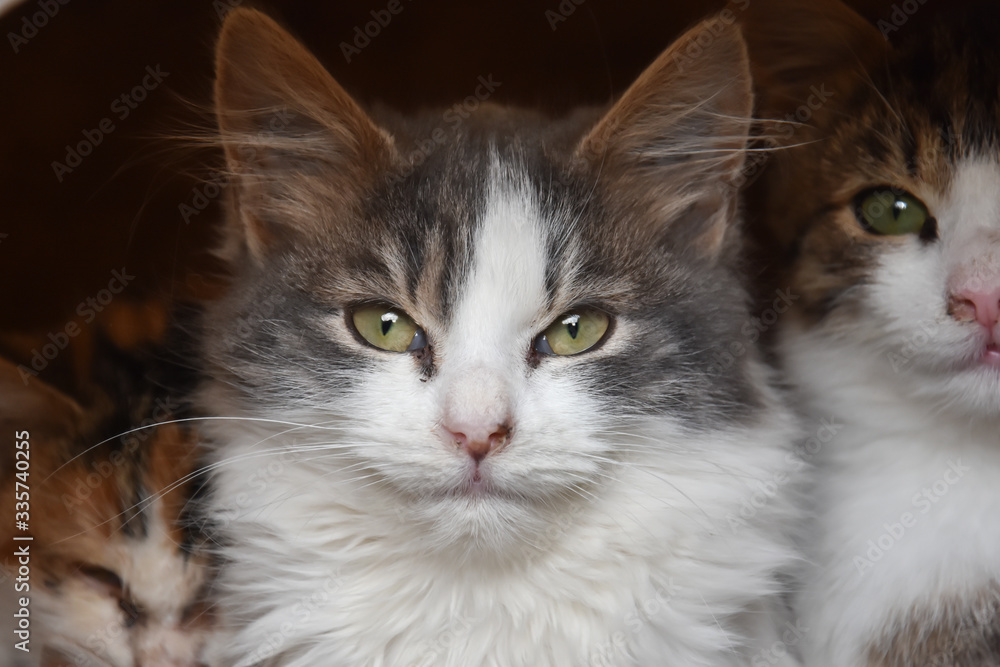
381 318 393 336
566 321 579 339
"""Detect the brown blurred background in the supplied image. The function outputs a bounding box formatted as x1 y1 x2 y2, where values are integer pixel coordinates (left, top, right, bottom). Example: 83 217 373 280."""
0 0 944 335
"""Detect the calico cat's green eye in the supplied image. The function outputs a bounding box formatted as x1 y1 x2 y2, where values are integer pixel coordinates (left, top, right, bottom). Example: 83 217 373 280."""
352 305 426 353
535 310 610 356
854 187 931 236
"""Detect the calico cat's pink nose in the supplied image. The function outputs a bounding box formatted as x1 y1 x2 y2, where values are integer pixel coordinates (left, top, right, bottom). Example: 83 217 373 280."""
948 285 1000 328
445 422 510 462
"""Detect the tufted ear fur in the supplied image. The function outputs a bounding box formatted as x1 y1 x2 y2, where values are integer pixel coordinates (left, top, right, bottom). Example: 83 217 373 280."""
575 14 754 261
214 8 398 262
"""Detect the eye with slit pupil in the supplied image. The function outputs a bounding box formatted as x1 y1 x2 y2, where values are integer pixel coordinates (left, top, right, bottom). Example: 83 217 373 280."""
352 305 426 353
854 187 930 236
535 309 610 357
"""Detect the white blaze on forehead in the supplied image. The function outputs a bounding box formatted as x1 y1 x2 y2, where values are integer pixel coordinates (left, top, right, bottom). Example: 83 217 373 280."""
448 164 550 368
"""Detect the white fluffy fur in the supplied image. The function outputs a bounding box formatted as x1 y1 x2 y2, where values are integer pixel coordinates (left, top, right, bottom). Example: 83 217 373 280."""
203 175 803 667
787 160 1000 665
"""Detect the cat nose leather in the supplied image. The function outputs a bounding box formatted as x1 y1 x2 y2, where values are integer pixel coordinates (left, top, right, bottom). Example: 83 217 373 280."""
445 422 510 462
948 285 1000 328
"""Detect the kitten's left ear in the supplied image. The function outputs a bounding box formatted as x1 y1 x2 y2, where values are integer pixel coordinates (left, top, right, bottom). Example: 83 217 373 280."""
576 15 753 259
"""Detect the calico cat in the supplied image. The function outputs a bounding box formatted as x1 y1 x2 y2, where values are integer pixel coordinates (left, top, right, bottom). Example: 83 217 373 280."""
0 324 215 666
197 8 803 666
742 1 1000 665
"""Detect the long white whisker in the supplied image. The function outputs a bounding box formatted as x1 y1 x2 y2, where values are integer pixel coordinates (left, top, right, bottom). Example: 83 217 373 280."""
44 416 350 482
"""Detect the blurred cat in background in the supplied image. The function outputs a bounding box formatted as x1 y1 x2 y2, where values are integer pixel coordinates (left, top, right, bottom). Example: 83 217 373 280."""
743 1 1000 664
195 8 803 667
0 304 216 666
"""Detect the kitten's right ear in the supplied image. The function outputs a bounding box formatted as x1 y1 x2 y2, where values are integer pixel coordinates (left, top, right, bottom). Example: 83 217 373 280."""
214 9 397 261
736 0 888 121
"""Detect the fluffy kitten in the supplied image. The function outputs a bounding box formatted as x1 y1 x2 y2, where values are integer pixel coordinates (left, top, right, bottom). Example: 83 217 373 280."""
0 334 215 666
198 9 803 666
743 1 1000 664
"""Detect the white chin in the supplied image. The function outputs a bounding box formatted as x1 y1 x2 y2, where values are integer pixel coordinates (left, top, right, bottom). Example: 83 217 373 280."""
911 364 1000 416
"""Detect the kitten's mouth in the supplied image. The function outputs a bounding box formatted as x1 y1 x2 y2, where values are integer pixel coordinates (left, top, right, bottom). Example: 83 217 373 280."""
983 343 1000 369
465 467 491 494
452 464 505 498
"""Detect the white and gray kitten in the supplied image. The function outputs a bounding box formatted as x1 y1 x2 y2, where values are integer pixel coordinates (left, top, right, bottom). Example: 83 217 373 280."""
197 9 803 667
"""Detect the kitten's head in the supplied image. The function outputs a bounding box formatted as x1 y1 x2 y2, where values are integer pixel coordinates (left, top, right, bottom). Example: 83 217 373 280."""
743 0 1000 415
0 352 215 667
203 9 763 551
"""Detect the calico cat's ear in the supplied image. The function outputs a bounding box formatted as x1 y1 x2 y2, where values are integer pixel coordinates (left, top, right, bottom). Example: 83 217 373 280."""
0 357 82 443
214 9 397 260
575 15 753 259
737 0 887 121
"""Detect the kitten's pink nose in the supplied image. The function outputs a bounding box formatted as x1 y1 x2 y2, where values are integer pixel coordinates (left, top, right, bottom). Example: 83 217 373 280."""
948 285 1000 329
444 421 511 462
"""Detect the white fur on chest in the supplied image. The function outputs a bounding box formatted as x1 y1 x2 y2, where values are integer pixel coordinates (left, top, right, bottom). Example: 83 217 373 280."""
204 407 801 667
787 333 1000 667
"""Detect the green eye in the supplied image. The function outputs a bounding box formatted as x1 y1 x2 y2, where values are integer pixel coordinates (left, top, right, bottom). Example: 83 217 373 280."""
535 310 610 356
854 187 931 236
352 305 426 353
